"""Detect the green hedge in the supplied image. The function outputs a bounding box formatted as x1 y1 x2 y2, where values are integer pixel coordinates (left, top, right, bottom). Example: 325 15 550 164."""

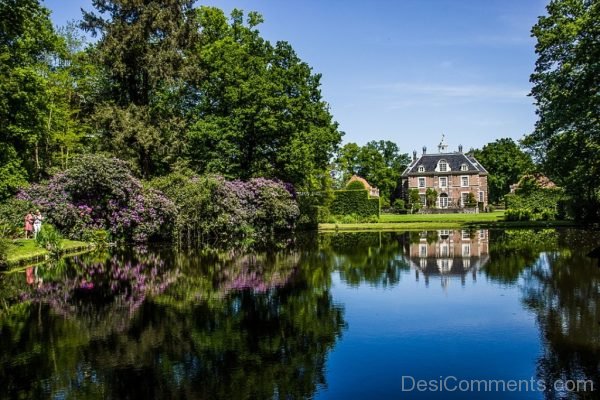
346 180 367 190
505 188 565 221
330 189 380 217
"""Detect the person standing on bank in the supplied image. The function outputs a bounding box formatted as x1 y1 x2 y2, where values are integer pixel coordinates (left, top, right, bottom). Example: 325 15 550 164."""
33 210 43 238
24 212 34 239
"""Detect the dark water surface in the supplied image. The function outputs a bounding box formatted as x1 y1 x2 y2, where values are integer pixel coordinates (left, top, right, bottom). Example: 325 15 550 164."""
1 228 599 399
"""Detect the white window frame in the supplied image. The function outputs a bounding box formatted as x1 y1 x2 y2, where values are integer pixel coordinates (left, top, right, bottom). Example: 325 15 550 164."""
461 164 468 171
438 160 448 172
462 230 470 239
419 244 427 257
462 244 471 257
479 191 484 202
418 177 426 188
461 175 469 187
419 194 426 205
439 176 447 188
439 195 448 208
418 165 425 172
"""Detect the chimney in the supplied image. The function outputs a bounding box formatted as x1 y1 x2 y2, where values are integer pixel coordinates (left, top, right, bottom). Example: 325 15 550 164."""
422 146 427 155
413 150 417 161
458 144 463 153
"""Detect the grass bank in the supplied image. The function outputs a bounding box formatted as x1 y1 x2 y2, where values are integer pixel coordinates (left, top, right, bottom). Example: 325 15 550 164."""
319 211 579 231
6 239 92 266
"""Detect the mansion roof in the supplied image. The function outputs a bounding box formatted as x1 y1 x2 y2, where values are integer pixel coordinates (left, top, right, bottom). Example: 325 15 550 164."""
402 152 488 176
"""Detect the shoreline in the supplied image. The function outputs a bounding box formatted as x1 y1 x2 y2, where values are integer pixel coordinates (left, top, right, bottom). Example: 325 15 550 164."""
5 240 95 267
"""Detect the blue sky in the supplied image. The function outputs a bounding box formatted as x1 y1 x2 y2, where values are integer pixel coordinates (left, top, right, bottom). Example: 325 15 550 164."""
44 0 549 153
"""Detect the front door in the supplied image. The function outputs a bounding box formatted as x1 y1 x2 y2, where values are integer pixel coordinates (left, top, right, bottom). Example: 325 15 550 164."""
439 194 448 208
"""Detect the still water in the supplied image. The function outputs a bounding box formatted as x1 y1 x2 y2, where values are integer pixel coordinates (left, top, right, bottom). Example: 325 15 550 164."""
1 228 599 399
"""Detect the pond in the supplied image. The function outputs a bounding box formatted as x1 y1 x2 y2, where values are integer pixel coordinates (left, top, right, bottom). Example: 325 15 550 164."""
1 228 599 399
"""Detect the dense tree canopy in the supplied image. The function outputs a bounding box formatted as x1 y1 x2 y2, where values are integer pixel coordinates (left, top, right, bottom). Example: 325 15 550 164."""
0 1 342 199
523 0 600 219
471 138 535 203
335 140 410 206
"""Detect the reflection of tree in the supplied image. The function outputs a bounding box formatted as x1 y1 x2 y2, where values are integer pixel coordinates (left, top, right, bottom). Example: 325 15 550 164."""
0 249 345 399
484 229 561 284
520 234 600 399
318 232 410 287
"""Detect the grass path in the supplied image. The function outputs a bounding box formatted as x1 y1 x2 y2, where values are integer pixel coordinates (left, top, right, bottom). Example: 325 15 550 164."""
6 239 92 265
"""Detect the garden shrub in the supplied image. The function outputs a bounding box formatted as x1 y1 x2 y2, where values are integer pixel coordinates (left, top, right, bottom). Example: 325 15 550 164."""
0 237 9 266
330 190 380 217
346 180 367 190
0 198 34 238
150 172 299 248
19 155 176 242
35 224 63 255
505 186 564 221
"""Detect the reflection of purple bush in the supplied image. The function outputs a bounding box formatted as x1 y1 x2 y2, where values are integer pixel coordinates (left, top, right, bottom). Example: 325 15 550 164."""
219 254 296 293
22 255 178 318
19 155 176 242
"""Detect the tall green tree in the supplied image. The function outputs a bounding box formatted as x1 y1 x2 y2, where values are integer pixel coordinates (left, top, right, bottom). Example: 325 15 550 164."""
471 138 534 203
523 0 600 219
336 140 409 205
81 0 202 177
0 0 62 198
186 7 342 189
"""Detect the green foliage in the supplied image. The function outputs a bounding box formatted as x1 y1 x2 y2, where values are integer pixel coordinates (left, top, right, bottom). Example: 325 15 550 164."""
466 192 477 208
470 138 534 204
336 140 410 204
0 237 8 266
186 7 341 187
35 224 63 255
346 180 367 190
408 189 422 212
0 198 33 238
330 190 380 218
425 188 438 208
505 186 565 221
524 0 600 220
82 229 110 247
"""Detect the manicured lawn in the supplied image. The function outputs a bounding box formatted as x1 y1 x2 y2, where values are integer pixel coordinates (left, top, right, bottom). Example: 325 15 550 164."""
319 211 578 231
379 211 506 223
6 239 91 264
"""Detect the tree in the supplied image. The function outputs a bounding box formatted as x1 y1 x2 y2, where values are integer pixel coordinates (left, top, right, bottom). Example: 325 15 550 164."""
336 140 410 205
523 0 600 220
81 0 202 177
425 188 438 208
0 0 62 198
186 7 341 189
471 138 534 204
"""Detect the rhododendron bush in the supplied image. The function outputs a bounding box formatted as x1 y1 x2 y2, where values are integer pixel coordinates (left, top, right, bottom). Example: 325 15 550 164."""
19 155 176 242
18 156 299 246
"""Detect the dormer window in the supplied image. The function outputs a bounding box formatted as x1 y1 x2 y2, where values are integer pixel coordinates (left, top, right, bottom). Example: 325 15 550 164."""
461 164 468 171
418 165 425 172
438 160 448 172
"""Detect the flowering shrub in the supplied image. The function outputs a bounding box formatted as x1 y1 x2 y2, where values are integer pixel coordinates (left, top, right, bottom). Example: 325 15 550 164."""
150 172 299 248
19 155 176 242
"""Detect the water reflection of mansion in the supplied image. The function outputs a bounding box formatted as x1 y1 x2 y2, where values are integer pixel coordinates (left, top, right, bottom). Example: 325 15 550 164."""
404 229 490 287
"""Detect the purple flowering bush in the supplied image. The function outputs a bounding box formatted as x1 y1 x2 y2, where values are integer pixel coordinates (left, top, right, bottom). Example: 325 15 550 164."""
150 172 299 248
19 155 176 242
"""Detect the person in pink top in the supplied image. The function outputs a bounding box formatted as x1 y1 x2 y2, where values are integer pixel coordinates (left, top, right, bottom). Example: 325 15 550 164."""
24 212 34 239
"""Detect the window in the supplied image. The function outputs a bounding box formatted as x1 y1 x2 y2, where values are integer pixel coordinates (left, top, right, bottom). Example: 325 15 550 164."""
439 177 447 188
418 165 425 172
438 160 448 172
440 244 449 257
462 244 471 257
461 164 468 171
419 194 426 205
439 195 448 208
462 230 470 239
419 244 427 257
479 191 484 202
418 177 426 188
479 229 486 239
461 176 469 187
